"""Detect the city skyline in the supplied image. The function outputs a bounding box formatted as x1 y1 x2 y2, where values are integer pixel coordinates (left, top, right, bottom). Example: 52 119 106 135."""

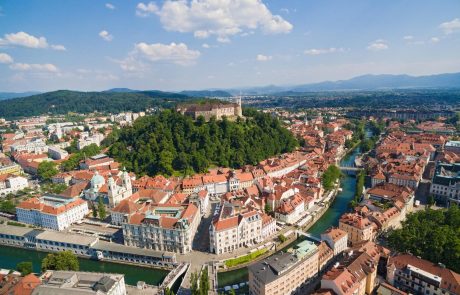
0 0 459 92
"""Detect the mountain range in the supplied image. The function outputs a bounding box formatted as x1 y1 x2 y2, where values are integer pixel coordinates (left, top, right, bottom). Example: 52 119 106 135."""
2 72 460 100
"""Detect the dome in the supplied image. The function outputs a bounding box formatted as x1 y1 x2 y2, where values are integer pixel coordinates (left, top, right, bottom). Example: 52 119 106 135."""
91 171 105 188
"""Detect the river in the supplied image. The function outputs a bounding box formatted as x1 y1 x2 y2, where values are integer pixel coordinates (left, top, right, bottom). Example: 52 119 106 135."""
217 147 361 288
0 244 168 286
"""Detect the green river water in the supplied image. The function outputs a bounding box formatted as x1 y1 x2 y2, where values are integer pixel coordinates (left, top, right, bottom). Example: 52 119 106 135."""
0 243 168 286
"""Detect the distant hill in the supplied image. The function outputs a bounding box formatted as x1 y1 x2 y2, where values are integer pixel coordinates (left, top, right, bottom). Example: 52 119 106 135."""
0 91 41 100
180 90 233 97
0 90 191 119
223 72 460 94
103 88 139 93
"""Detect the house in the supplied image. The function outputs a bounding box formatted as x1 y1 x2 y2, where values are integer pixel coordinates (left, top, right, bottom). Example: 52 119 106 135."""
274 194 305 225
339 213 377 246
321 228 348 257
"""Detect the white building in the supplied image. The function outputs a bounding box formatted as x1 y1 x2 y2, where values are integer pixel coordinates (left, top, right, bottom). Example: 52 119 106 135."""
47 145 69 160
108 170 132 207
122 204 200 254
209 207 262 254
274 194 305 225
0 175 28 197
16 195 89 231
77 132 105 150
320 227 348 257
10 138 48 154
33 271 126 295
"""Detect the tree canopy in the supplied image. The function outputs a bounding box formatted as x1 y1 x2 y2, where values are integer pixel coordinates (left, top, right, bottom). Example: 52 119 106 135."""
41 251 79 272
109 110 298 176
388 206 460 273
321 165 341 190
37 161 58 181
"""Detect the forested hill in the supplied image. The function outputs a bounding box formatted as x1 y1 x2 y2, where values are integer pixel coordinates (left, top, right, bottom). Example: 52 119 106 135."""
0 90 191 119
108 109 298 176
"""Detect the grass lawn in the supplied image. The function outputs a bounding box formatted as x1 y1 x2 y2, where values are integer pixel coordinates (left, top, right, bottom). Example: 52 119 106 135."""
224 248 268 268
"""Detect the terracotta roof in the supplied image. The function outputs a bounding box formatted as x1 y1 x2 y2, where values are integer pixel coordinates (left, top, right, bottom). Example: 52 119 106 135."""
13 274 41 295
59 181 89 198
323 227 348 242
389 254 460 293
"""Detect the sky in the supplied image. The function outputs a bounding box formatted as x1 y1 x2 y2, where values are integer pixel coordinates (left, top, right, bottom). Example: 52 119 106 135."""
0 0 459 92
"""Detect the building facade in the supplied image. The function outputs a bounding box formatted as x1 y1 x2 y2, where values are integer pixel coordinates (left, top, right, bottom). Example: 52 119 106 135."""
16 195 89 231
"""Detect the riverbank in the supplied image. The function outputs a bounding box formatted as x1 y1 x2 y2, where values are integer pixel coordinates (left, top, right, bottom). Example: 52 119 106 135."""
0 244 169 286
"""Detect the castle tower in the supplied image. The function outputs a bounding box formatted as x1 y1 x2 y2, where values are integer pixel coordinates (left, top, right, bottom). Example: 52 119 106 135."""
235 94 243 117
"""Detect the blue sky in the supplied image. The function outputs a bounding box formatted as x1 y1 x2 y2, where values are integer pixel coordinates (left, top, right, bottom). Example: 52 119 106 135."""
0 0 459 92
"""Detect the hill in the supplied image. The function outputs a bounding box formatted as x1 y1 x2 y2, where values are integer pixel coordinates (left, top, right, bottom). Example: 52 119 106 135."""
180 90 233 97
222 72 460 94
0 90 191 119
0 91 41 100
108 109 298 176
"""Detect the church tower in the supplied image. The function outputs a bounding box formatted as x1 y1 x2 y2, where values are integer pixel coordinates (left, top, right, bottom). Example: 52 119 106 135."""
107 174 118 207
121 167 132 195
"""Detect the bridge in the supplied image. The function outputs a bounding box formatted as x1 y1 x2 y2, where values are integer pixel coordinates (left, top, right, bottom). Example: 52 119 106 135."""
160 262 189 292
339 163 362 175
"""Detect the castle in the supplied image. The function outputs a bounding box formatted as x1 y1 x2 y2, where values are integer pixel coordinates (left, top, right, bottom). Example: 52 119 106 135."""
177 97 243 121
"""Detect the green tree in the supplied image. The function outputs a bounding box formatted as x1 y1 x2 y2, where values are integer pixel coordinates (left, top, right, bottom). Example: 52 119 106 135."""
322 165 341 191
37 161 58 181
16 261 33 275
278 234 287 243
91 201 98 218
190 271 199 295
199 268 209 295
388 205 460 273
427 195 435 208
264 203 273 215
98 197 106 220
41 251 79 272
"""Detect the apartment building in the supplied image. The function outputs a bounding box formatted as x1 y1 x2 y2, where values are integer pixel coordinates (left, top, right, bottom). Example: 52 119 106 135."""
122 203 200 254
209 208 262 254
248 240 319 295
387 254 460 295
430 162 460 207
339 213 377 246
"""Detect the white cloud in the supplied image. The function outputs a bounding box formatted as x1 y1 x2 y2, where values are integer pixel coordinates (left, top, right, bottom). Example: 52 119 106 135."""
1 31 48 48
99 30 114 41
137 0 293 42
430 37 440 43
367 39 388 51
403 35 414 41
134 42 200 66
0 53 13 64
439 18 460 35
202 43 210 48
0 31 65 50
304 47 345 55
51 44 66 51
9 63 58 72
256 54 272 61
105 3 115 10
136 2 158 17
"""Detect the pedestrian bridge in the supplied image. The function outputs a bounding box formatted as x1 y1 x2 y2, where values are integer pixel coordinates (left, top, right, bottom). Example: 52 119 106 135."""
339 163 362 175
